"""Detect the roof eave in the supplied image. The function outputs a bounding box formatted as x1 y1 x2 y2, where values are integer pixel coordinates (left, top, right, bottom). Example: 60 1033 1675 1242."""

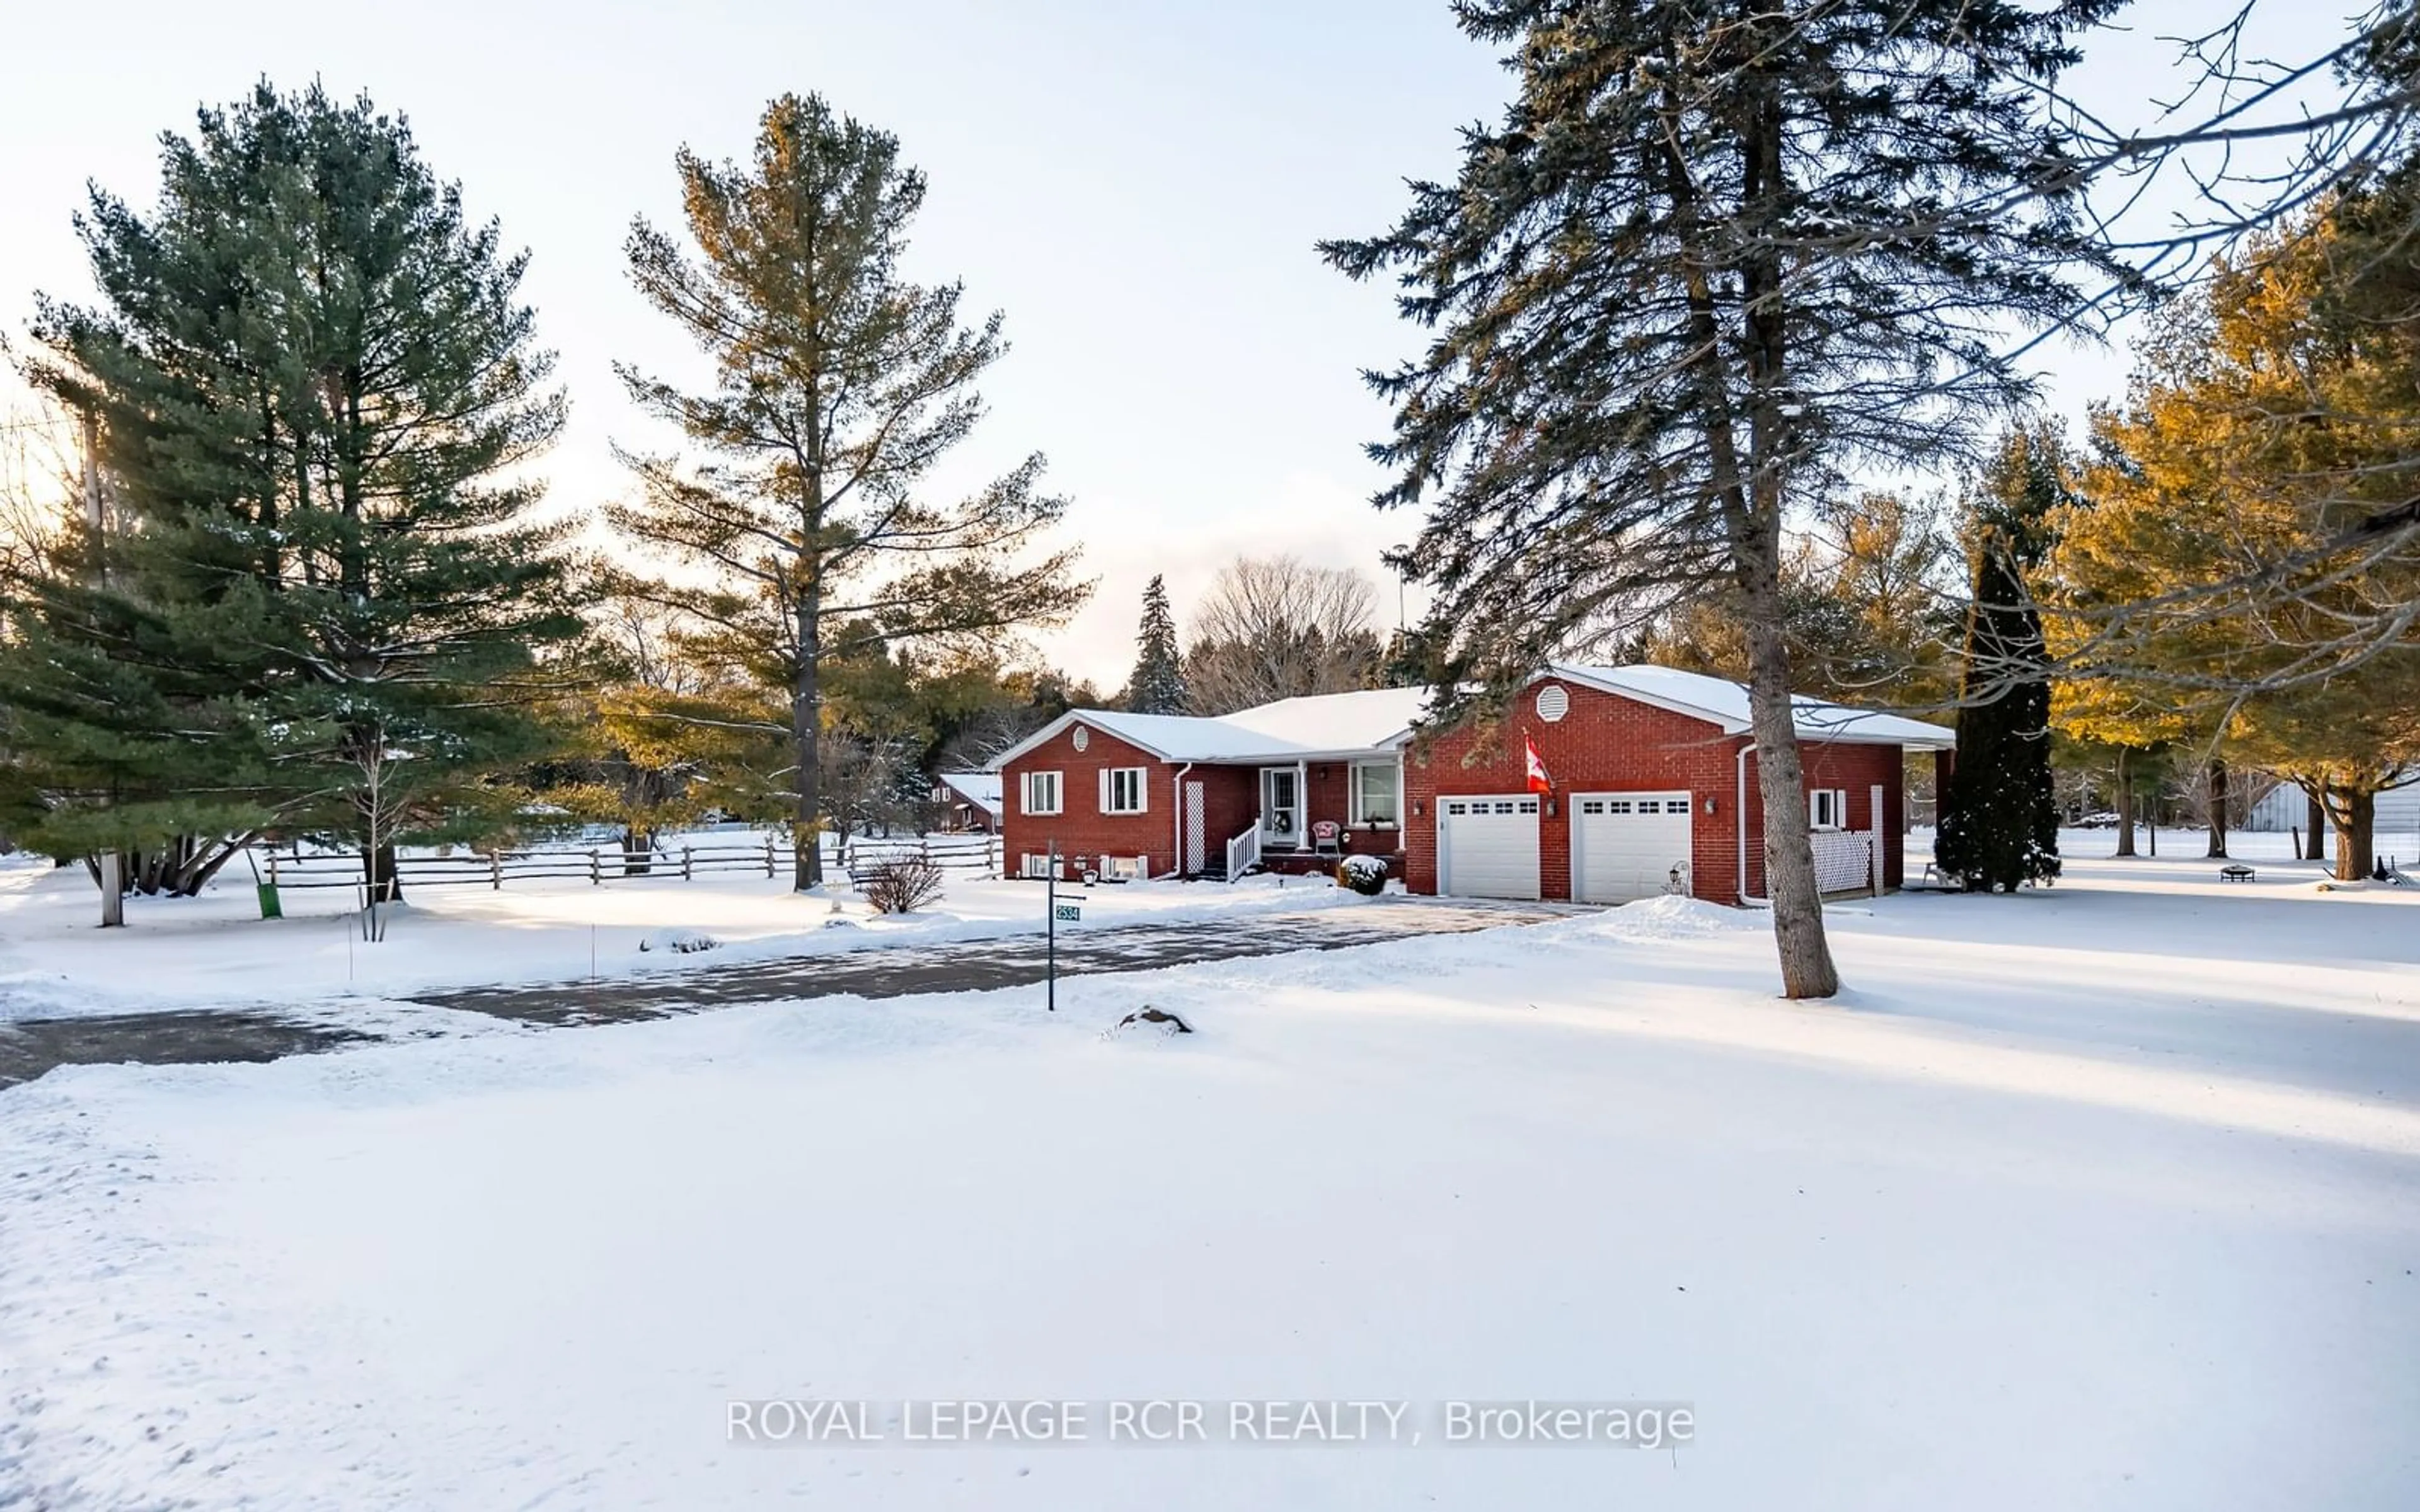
989 709 1176 769
1538 664 1748 733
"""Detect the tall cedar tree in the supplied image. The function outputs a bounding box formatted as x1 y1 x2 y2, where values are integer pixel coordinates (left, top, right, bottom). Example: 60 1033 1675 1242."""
613 94 1085 890
1123 575 1189 713
1323 0 2122 996
1936 430 2063 892
4 84 573 911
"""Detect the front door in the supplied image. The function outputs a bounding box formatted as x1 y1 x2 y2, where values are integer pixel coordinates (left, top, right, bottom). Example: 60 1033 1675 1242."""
1261 767 1301 847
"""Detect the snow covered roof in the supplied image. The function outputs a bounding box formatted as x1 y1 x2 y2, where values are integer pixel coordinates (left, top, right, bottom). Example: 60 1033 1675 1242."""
1214 687 1429 754
990 667 1950 769
1547 664 1956 748
1000 695 1422 767
935 771 1003 816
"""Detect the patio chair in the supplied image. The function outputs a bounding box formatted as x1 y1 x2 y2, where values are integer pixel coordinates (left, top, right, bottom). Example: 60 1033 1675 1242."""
1310 820 1343 857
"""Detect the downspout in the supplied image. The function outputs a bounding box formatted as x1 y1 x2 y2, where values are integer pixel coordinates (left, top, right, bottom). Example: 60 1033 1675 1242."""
1737 742 1770 908
1170 763 1194 879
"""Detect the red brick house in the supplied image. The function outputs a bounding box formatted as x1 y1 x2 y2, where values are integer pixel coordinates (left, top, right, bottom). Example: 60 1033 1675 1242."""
993 666 1952 905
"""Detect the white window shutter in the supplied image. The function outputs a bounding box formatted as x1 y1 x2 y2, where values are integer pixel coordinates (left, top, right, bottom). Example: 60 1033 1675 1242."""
1098 769 1110 812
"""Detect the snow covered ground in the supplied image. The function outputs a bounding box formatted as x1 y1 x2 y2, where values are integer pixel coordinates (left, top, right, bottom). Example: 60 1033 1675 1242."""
0 837 1357 1021
2 840 2416 1508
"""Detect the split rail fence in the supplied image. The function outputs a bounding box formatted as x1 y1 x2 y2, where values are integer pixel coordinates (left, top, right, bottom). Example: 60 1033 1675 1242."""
255 832 1004 893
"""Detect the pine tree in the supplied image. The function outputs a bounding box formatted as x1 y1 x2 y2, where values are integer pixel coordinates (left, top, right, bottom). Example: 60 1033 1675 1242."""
1 83 576 914
610 94 1087 890
1936 429 2063 892
1122 575 1189 713
1323 0 2123 995
2047 188 2420 879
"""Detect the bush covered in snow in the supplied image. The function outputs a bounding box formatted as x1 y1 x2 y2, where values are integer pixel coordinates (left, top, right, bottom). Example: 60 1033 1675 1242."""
638 928 720 954
1336 854 1388 895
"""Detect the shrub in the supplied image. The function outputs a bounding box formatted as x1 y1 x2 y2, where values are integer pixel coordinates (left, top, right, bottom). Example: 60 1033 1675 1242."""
860 853 947 914
1337 854 1388 895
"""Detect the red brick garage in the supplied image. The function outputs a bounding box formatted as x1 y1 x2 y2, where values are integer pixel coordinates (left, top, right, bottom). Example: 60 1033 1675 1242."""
1402 667 1947 905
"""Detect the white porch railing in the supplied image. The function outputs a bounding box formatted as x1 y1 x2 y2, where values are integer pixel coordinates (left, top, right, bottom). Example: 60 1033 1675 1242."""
1225 825 1263 881
1811 829 1879 895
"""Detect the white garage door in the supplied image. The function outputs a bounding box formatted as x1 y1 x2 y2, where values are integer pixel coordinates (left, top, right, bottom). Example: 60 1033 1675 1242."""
1438 794 1542 900
1572 791 1694 903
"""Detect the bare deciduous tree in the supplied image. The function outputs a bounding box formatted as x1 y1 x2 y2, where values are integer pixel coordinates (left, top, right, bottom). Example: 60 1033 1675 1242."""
1184 555 1384 714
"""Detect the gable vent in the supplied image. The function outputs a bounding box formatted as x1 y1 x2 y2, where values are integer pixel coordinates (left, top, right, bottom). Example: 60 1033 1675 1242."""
1072 726 1090 752
1535 684 1570 723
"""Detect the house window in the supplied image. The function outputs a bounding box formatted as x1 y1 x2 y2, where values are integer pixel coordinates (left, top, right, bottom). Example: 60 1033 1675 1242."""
1809 788 1850 831
1021 770 1063 816
1351 762 1400 825
1101 767 1148 815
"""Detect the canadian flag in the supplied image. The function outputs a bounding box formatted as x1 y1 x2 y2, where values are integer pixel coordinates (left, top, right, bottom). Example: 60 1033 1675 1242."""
1523 734 1552 794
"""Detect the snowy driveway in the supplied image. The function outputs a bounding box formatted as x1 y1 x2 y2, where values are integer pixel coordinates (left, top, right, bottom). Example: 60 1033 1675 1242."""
416 896 1570 1023
0 898 1566 1088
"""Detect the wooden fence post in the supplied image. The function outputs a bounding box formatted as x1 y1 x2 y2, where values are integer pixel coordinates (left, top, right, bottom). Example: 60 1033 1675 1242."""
683 845 693 881
491 851 503 890
764 835 776 877
589 849 601 886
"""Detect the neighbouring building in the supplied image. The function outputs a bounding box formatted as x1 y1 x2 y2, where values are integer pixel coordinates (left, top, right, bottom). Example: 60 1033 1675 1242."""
991 665 1954 905
933 771 1003 833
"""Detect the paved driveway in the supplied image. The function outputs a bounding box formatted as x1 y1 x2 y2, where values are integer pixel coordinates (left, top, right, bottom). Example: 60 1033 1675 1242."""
0 898 1569 1089
420 897 1566 1024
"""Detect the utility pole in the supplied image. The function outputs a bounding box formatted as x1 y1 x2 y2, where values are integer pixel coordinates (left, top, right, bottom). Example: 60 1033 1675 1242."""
84 411 123 929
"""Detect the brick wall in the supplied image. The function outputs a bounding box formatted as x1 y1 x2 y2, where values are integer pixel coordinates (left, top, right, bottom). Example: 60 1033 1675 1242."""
1189 766 1258 873
1737 740 1908 896
1405 678 1749 902
1000 723 1184 878
1305 759 1406 859
1403 677 1913 903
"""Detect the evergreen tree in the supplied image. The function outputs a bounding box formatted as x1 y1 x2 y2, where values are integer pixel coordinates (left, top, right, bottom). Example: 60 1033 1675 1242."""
1936 429 2064 892
1323 0 2121 996
2046 188 2420 879
611 94 1087 890
1122 575 1189 713
1 84 575 913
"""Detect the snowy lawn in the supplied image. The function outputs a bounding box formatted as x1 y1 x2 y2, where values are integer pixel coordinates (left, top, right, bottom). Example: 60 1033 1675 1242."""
0 840 1358 1021
1 846 2416 1508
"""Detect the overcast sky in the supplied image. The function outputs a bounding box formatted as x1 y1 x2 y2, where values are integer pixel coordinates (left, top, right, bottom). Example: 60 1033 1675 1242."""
0 0 2340 687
